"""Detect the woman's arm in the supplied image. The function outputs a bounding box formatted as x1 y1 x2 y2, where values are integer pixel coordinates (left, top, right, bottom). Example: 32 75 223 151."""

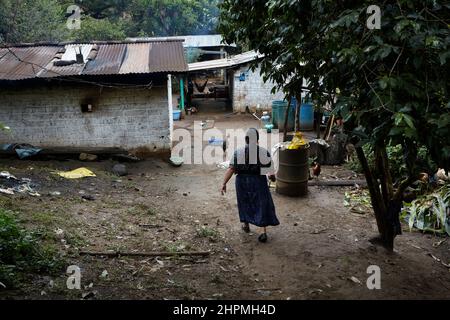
221 167 235 195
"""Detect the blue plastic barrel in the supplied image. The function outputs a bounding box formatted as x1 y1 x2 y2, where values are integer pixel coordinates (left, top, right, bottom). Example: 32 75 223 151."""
299 103 314 131
271 99 296 131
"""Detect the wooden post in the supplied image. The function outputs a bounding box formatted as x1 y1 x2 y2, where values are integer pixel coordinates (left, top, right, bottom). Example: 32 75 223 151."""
167 74 173 145
180 77 185 111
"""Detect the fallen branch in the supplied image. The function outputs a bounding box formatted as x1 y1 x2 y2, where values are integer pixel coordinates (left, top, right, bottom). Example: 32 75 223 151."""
79 250 210 258
252 288 282 292
428 253 450 268
308 179 367 186
139 224 163 228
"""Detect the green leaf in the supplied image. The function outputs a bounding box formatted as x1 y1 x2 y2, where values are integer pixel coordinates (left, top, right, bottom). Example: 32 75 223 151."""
379 78 388 90
402 114 415 129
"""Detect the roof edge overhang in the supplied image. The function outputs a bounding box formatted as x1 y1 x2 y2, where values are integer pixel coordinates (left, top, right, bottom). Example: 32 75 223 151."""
1 39 185 48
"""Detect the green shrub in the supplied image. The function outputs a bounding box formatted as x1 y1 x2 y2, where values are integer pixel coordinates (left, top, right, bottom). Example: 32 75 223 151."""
0 209 64 288
347 144 436 182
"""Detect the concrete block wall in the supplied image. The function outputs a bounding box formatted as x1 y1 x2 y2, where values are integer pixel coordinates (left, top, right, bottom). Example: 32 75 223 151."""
232 64 285 112
0 84 170 152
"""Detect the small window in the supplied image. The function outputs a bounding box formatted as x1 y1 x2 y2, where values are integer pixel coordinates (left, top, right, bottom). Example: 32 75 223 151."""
81 103 93 113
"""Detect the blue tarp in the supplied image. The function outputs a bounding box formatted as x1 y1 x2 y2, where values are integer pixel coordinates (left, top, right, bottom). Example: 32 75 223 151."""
1 144 42 159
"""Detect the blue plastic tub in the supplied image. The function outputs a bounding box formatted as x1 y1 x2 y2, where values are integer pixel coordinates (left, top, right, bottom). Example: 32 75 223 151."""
173 109 181 121
299 103 314 131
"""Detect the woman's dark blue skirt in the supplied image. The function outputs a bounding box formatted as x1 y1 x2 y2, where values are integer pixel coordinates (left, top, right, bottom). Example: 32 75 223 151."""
235 174 279 227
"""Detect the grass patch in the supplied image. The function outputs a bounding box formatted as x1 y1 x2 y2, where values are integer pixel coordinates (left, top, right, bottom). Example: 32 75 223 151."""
196 226 219 241
0 209 65 288
162 241 191 253
0 196 20 211
127 203 156 216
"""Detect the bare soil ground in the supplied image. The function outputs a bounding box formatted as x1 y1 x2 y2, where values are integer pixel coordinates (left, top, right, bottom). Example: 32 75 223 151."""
0 114 449 300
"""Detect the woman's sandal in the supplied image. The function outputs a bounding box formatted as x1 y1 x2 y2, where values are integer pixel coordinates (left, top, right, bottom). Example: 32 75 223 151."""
258 233 268 243
242 223 250 233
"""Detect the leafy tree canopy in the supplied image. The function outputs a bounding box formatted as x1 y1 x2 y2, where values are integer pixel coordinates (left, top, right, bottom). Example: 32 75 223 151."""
219 0 449 249
0 0 220 43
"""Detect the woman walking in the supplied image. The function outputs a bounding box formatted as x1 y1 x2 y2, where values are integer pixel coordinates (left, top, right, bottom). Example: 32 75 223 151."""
221 128 279 242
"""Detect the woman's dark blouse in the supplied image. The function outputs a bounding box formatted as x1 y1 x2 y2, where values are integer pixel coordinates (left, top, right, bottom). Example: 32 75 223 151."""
230 145 271 175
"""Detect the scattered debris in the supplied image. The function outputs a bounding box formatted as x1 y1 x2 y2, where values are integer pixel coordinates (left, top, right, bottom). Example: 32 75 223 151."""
344 189 372 214
100 270 109 278
0 171 17 180
57 167 96 179
112 164 128 176
348 276 362 285
427 253 450 268
311 228 328 234
0 188 14 195
256 290 272 297
84 283 94 290
433 239 447 248
49 191 61 196
82 291 97 299
82 194 96 201
200 120 215 129
54 228 64 239
435 168 449 184
79 153 98 162
329 233 341 241
137 283 144 290
310 139 330 148
0 171 40 196
308 289 323 295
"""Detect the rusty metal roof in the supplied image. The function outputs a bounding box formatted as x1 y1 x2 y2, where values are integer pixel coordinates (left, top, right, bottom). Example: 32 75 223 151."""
40 44 93 78
0 40 187 81
0 46 60 80
119 43 151 74
83 44 126 75
148 41 187 73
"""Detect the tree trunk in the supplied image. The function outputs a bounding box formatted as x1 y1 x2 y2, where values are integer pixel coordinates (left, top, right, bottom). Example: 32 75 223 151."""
316 110 322 138
282 96 292 142
356 146 394 250
295 95 301 132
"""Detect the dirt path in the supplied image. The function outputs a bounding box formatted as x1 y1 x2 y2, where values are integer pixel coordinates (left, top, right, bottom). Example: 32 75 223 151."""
0 158 449 300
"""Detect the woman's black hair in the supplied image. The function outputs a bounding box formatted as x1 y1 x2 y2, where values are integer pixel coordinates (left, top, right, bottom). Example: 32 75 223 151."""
245 128 259 145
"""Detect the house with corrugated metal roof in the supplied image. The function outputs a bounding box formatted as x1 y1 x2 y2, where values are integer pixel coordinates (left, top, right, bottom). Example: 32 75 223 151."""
186 50 285 113
0 39 187 155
